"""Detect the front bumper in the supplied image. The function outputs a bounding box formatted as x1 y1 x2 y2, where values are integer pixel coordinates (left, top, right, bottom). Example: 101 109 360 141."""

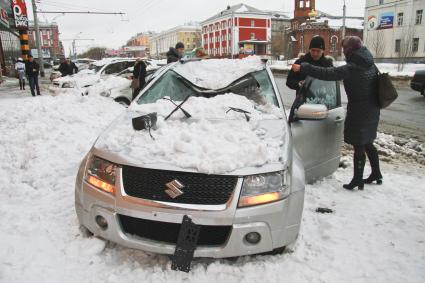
75 167 304 258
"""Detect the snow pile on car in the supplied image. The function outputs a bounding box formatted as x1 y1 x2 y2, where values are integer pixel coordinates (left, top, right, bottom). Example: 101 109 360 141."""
96 94 286 174
173 56 265 89
54 72 100 88
85 76 131 97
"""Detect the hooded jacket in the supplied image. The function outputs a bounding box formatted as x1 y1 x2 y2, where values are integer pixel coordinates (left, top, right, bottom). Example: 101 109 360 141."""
166 47 181 64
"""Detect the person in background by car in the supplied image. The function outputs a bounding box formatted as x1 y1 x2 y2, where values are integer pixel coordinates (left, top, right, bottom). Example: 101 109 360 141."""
291 36 382 191
167 42 185 64
15 58 26 90
25 55 41 96
58 58 79 77
286 36 333 122
131 58 147 100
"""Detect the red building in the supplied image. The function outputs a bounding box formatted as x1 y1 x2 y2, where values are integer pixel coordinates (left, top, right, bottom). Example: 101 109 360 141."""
289 0 363 59
201 4 272 58
28 21 63 60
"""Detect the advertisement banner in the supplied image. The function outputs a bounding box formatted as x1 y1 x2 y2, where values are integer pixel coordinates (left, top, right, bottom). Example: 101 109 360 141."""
379 12 394 29
31 48 51 59
0 7 9 28
11 0 28 29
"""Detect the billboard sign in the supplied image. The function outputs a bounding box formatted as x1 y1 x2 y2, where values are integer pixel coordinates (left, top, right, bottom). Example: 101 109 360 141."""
31 48 51 59
11 0 28 29
0 7 9 28
378 12 394 29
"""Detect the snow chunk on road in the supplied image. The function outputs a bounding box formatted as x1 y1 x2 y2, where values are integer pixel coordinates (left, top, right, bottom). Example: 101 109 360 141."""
97 94 286 174
173 56 265 89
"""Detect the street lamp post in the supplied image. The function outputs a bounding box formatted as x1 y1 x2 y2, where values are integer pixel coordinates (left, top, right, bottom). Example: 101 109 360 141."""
31 0 45 77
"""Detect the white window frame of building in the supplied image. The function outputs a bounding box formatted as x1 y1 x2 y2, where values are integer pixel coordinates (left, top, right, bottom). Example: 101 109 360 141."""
412 38 419 52
330 36 338 52
416 10 423 25
251 20 255 27
397 12 404 26
251 32 255 40
306 0 310 8
299 0 304 8
395 39 401 53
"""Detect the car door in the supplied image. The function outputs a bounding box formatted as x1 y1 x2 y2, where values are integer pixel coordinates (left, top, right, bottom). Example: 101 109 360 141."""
289 77 345 183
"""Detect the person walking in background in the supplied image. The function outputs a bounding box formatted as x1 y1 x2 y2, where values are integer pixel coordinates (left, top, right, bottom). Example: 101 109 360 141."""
15 58 26 90
131 58 147 100
286 36 333 122
291 36 382 191
166 42 185 63
25 55 41 96
58 58 78 77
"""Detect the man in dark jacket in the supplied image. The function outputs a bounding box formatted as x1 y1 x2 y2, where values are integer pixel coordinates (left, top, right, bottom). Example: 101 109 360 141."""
58 58 78 77
25 55 41 96
131 59 147 100
286 36 333 122
292 36 382 191
167 42 185 64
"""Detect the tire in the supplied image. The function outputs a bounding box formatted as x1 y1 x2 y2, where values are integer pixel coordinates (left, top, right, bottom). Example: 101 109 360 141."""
114 97 130 107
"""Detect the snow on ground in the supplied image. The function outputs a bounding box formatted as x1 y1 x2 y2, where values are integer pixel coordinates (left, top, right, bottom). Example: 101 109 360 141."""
269 60 425 78
0 89 424 283
174 56 265 89
97 94 285 174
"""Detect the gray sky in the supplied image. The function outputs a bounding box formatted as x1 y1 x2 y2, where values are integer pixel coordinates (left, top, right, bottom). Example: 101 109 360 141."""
26 0 365 55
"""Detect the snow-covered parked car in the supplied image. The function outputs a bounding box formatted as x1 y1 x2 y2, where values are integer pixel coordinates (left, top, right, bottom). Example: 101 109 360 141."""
75 57 345 258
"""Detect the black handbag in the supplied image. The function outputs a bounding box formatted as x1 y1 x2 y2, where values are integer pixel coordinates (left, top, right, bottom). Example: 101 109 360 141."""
375 64 398 109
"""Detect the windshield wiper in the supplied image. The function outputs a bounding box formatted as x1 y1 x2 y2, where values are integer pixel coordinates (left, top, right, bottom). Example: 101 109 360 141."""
226 107 251 122
164 94 192 121
162 97 192 119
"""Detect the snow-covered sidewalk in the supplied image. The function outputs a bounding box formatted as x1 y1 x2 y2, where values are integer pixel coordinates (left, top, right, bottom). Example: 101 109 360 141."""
0 92 424 283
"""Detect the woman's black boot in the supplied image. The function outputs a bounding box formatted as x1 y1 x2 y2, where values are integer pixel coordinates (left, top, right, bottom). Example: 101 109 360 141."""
364 144 383 185
343 154 366 190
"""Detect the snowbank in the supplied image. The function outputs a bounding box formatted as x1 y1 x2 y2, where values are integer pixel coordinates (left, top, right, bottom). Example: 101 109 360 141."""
97 94 285 174
375 132 425 164
173 56 265 89
0 91 424 282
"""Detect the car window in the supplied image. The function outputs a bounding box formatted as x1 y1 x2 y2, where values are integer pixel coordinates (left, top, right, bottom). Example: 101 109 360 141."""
300 78 340 110
137 69 279 107
103 62 133 75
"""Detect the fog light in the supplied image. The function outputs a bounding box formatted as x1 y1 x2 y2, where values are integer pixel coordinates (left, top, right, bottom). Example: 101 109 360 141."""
95 215 108 230
245 232 261 244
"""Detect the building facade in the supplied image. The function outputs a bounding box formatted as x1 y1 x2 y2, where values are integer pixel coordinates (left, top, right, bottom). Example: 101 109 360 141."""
289 0 364 59
28 21 63 60
364 0 425 62
270 11 292 59
150 24 201 58
200 4 272 58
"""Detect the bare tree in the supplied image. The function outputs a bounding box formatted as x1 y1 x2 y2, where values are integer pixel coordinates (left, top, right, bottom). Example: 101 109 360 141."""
367 30 386 58
396 26 416 72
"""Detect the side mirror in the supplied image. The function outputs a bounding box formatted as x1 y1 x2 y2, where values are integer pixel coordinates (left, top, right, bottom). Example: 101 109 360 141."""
295 104 328 120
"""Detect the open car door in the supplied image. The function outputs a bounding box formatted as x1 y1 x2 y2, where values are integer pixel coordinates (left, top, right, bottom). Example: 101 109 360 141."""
289 77 345 183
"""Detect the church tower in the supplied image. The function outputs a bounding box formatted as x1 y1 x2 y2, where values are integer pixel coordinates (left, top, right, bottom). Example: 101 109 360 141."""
294 0 316 19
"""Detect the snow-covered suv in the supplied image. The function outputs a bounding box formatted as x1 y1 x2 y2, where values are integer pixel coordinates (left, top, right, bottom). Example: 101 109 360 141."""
75 57 345 258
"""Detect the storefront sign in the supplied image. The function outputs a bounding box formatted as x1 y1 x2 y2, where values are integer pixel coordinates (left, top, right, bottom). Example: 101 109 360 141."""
11 0 28 29
0 7 9 28
378 12 394 29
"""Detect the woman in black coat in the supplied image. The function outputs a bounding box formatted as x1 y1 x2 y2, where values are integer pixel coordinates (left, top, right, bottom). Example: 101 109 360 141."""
132 59 147 100
292 36 383 190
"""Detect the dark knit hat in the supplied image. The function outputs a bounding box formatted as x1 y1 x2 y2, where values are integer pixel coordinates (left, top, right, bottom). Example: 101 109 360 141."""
175 42 185 49
309 36 325 50
342 36 363 58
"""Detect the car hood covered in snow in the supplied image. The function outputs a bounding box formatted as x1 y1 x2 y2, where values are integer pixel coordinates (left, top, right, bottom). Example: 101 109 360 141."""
93 94 289 175
54 72 100 88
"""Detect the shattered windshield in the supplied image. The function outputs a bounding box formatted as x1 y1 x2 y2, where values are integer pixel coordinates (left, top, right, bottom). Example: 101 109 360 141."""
137 69 279 107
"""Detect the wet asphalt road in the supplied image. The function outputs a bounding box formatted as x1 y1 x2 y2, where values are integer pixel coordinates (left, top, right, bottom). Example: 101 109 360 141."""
274 75 425 142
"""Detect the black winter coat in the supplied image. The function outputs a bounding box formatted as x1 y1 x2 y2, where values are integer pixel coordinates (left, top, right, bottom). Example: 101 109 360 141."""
133 61 147 87
58 62 78 77
286 53 333 91
300 46 380 146
25 61 40 77
166 47 180 64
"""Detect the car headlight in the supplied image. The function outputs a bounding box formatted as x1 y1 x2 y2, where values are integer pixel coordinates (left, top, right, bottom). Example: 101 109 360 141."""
238 171 290 207
84 155 118 194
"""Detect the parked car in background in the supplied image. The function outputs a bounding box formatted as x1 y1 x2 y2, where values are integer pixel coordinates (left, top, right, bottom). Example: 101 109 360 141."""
75 57 345 258
411 70 425 97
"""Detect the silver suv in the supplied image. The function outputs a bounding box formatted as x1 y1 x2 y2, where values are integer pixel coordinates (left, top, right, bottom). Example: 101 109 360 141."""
75 58 345 258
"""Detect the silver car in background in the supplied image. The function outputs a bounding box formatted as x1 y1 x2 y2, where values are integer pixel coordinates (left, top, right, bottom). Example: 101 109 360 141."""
75 58 345 258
